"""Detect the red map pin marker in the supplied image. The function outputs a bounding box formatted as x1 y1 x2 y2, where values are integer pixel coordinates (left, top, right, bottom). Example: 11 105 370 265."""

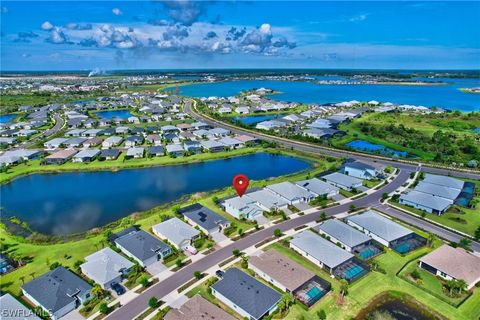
233 174 249 197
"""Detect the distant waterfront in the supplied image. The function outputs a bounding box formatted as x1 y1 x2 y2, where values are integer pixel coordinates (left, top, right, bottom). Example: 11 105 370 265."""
0 153 310 235
177 79 480 112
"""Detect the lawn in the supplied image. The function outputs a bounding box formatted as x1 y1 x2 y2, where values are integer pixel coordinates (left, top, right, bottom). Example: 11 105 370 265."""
0 147 263 184
398 258 470 306
261 236 480 320
391 178 480 237
0 147 334 300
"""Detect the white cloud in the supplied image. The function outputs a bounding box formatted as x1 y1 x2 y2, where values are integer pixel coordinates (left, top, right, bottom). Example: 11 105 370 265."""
349 13 369 23
112 8 122 16
41 21 54 31
47 27 68 44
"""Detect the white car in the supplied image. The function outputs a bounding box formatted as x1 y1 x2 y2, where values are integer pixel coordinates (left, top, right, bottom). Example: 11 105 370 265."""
184 245 198 255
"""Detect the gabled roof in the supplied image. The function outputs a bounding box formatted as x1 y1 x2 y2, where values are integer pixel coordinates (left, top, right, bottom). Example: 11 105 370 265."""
290 231 354 269
322 172 362 188
246 189 288 209
152 217 200 247
315 219 370 248
400 190 452 211
422 174 464 190
347 211 413 242
22 267 92 314
266 181 313 201
81 247 134 284
179 203 229 232
296 178 339 196
344 161 376 172
211 268 281 320
414 182 461 201
114 229 170 262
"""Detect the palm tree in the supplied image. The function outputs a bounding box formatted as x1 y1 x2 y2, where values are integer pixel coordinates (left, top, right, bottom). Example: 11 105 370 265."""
456 280 467 295
446 279 457 296
340 279 349 297
19 276 25 285
427 233 437 248
29 272 36 279
278 293 294 313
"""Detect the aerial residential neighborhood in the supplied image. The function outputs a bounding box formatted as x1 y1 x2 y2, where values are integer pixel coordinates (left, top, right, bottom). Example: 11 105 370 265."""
1 1 479 320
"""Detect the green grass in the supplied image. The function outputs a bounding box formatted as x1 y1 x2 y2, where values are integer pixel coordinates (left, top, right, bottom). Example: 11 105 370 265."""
392 178 480 237
0 147 334 299
261 235 480 320
398 259 469 306
0 147 263 184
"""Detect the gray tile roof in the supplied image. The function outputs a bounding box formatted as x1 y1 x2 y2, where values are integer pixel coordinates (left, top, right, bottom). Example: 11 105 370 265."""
81 248 134 285
114 229 170 262
323 172 363 188
22 266 92 314
400 190 452 212
152 218 200 248
296 178 339 196
266 181 313 202
245 189 288 209
211 268 281 320
0 293 40 320
423 174 464 190
414 182 461 201
180 204 229 233
290 231 354 269
73 148 100 159
315 219 370 248
347 211 413 242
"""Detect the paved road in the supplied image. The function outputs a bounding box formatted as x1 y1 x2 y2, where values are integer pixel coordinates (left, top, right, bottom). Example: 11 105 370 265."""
375 204 480 252
17 113 64 149
184 101 480 181
107 170 411 320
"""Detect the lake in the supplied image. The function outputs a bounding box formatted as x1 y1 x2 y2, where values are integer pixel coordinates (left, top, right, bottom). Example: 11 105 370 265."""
0 114 18 124
96 110 134 120
177 79 480 112
233 114 284 125
346 140 409 158
0 153 310 235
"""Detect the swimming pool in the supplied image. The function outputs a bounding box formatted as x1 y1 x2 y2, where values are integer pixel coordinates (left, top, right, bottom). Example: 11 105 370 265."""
306 287 325 302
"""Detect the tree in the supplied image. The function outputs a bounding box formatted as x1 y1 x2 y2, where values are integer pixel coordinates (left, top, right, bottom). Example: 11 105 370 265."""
139 275 149 288
274 228 282 237
427 233 437 248
459 238 472 250
277 293 294 313
19 276 25 285
91 285 105 299
194 271 202 280
340 279 349 297
475 226 480 241
238 228 244 237
382 193 389 200
317 309 327 320
175 258 183 268
232 249 241 257
320 212 327 221
349 205 356 212
49 261 61 270
99 303 109 315
148 297 159 309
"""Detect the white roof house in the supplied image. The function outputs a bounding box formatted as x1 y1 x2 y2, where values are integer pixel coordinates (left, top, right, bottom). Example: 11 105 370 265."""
422 174 464 190
81 247 134 289
399 190 452 215
245 189 289 211
296 178 339 198
126 147 144 158
322 172 363 191
223 196 264 220
0 293 40 320
266 181 315 204
152 217 200 250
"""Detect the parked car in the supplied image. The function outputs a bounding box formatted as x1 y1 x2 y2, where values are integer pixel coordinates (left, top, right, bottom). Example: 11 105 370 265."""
184 245 198 255
111 283 125 295
215 270 224 278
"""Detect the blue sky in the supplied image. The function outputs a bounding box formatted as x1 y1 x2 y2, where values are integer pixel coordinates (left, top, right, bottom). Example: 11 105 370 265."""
1 1 479 71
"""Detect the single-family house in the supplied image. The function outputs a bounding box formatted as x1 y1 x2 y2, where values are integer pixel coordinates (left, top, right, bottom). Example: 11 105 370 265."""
114 229 172 267
399 190 452 215
22 267 92 320
148 146 165 157
81 247 134 289
72 148 100 163
223 196 264 220
152 217 200 250
211 268 281 320
102 136 122 148
44 138 68 150
245 189 289 212
266 181 314 205
84 137 103 148
322 172 363 191
166 144 185 157
419 245 480 290
179 203 230 235
125 135 144 147
126 147 144 159
183 140 202 154
315 219 371 252
146 134 162 145
64 137 87 148
218 136 244 149
342 161 379 180
164 295 236 320
296 178 339 199
44 149 78 165
200 140 225 153
99 149 121 160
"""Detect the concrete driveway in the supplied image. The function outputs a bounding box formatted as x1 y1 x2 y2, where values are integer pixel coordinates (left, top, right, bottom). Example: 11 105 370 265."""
146 261 167 276
294 202 312 211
